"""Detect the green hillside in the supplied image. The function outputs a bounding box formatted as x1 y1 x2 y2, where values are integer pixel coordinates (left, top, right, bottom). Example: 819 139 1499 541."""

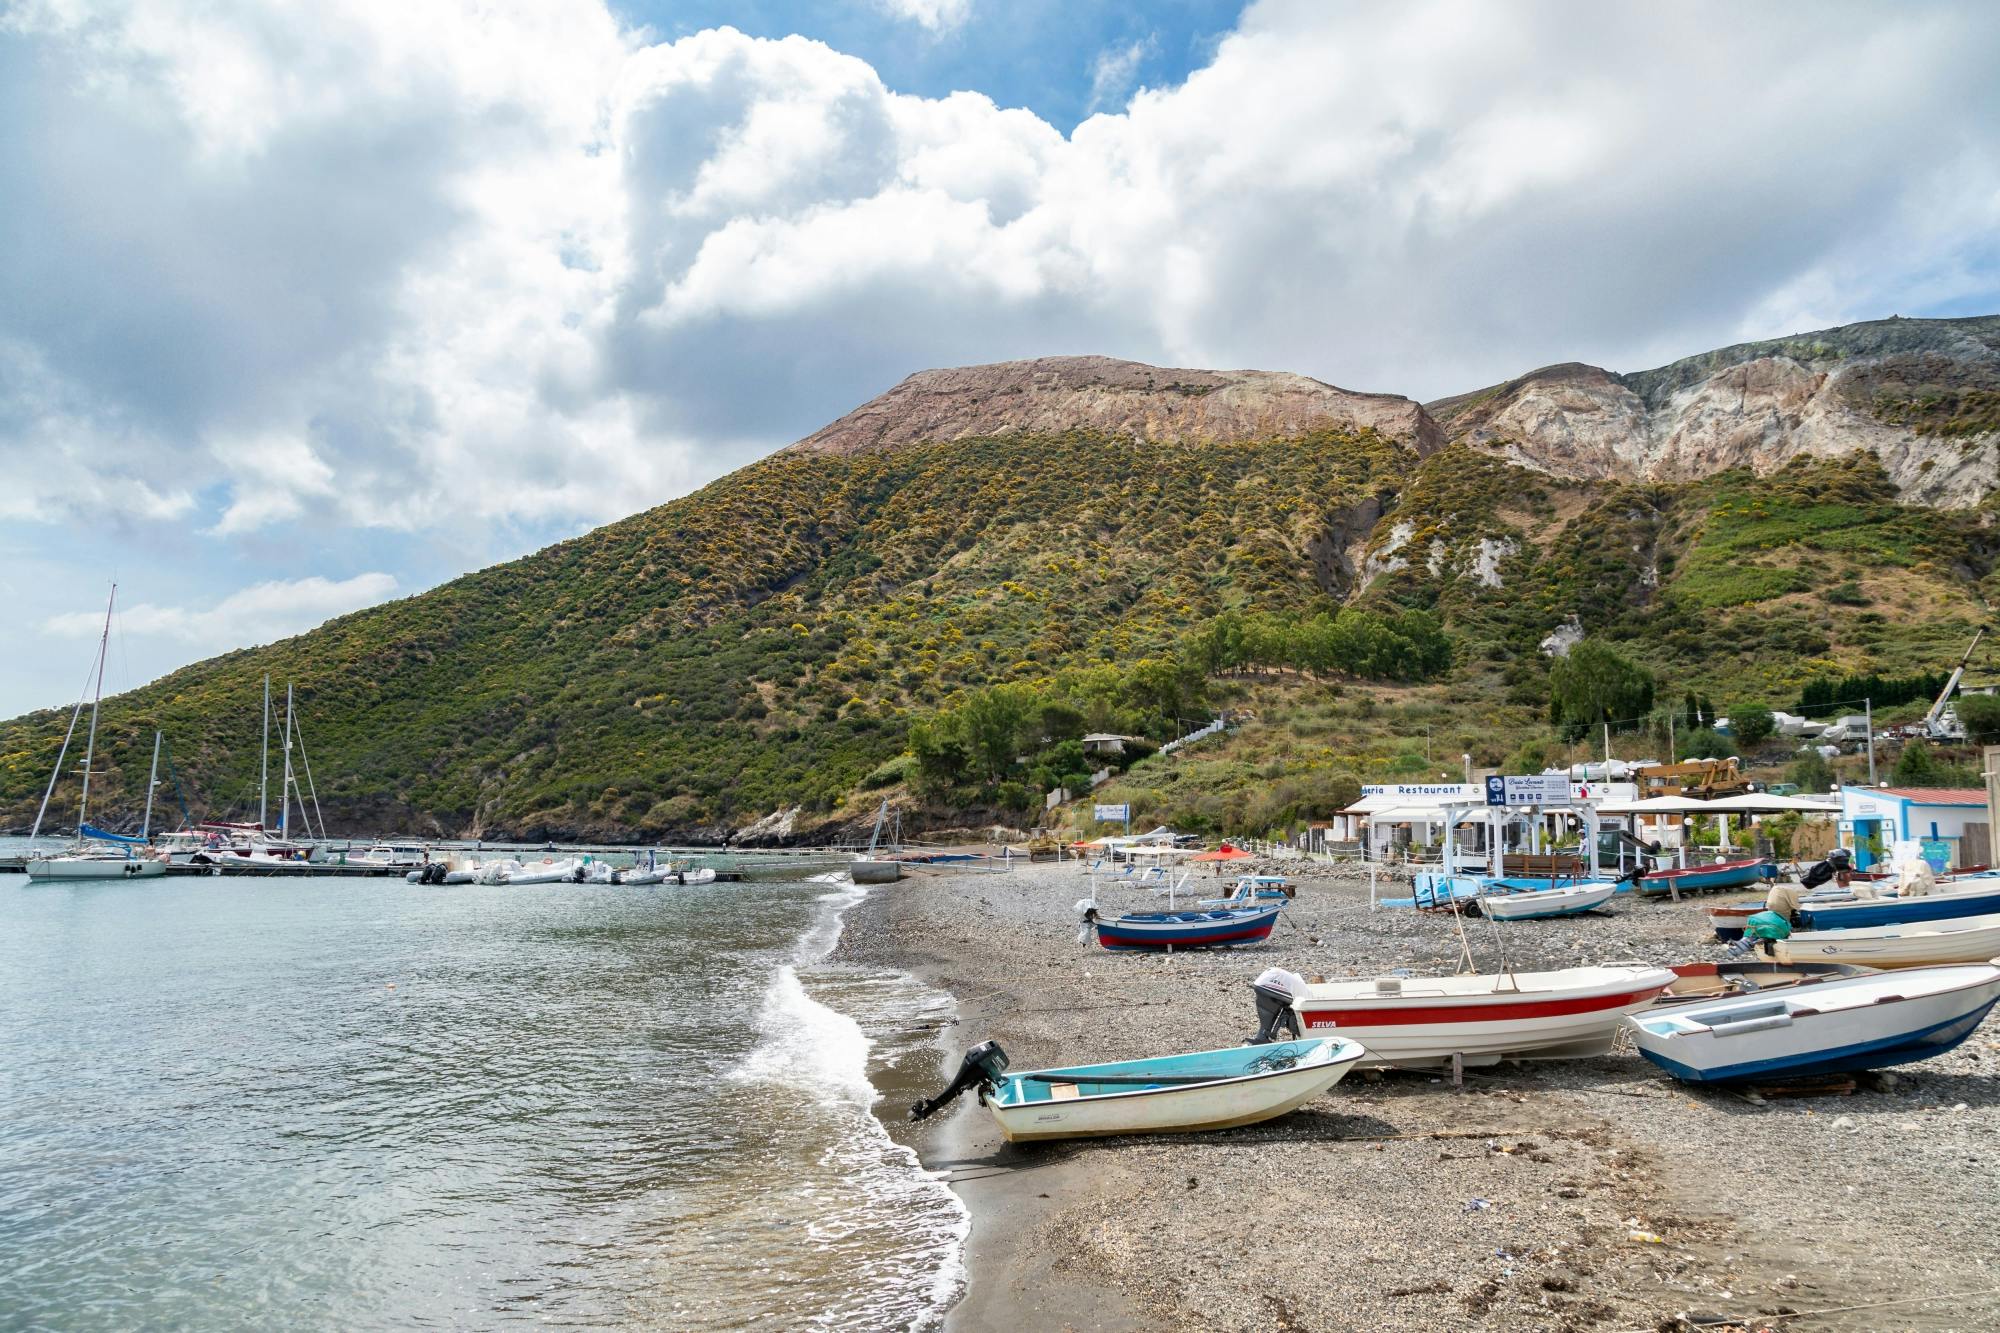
0 429 1415 840
6 344 1997 844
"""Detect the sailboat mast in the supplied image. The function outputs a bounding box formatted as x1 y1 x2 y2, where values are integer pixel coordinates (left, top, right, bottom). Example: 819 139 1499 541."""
76 584 116 837
260 674 270 828
280 683 295 839
142 730 162 839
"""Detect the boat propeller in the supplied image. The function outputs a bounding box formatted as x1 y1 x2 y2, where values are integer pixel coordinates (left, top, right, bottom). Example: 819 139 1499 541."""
908 1040 1009 1122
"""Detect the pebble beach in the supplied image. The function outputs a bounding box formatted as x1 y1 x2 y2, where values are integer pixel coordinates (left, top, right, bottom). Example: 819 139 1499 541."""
837 862 2000 1333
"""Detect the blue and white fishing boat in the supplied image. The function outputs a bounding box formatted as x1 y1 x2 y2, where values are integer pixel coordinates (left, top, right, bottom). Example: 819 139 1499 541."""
1079 901 1283 950
1478 880 1616 920
908 1038 1365 1141
1798 877 2000 931
1626 963 2000 1084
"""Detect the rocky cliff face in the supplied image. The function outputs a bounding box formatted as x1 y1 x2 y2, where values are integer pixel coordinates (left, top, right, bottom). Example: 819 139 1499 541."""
1428 316 2000 507
786 355 1444 455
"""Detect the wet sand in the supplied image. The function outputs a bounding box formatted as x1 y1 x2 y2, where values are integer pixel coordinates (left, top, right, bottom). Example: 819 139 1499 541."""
839 861 2000 1333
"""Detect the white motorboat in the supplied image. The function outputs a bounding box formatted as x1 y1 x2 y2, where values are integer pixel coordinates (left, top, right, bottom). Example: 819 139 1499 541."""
908 1038 1365 1142
502 858 578 885
1763 912 2000 969
349 842 430 869
1291 964 1676 1069
1478 881 1617 921
1628 963 2000 1083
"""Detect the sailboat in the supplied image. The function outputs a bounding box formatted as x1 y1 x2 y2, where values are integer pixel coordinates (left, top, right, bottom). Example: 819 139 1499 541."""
26 586 167 882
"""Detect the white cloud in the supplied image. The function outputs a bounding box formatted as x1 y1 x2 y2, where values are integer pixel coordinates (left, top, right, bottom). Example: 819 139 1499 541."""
1087 35 1154 113
875 0 973 33
43 574 400 645
2 0 1998 561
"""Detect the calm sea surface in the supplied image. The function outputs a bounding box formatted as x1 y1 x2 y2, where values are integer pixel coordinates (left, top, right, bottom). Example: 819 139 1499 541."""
0 841 963 1329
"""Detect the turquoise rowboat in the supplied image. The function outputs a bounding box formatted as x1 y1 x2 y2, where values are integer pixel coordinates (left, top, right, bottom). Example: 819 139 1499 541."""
909 1038 1364 1142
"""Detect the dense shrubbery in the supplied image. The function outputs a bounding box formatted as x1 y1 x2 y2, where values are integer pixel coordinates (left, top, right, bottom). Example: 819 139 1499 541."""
1798 671 1949 718
1183 607 1452 681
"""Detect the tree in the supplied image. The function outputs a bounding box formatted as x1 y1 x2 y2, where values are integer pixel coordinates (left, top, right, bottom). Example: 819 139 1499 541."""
1786 749 1834 794
1893 738 1939 786
1678 728 1732 760
1549 639 1656 741
1957 694 2000 746
956 684 1037 781
906 715 968 790
1732 704 1775 748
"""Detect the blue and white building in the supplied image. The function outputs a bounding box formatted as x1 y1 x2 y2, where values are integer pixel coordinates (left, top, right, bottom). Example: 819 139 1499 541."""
1840 785 1991 870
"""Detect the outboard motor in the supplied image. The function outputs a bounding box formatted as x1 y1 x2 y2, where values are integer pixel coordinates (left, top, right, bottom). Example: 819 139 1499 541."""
908 1041 1010 1122
1246 967 1306 1045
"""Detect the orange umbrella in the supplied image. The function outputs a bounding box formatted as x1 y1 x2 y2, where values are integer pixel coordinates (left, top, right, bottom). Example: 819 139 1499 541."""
1191 844 1253 862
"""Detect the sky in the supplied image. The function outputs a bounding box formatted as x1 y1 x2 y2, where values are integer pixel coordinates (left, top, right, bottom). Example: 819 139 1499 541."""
3 0 1998 717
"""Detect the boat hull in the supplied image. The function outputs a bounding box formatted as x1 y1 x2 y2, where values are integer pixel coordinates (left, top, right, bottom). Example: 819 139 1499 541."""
1093 905 1282 951
1293 967 1675 1069
1636 857 1774 897
986 1039 1363 1142
1766 913 2000 969
1799 882 2000 931
1628 966 2000 1083
26 857 166 881
1480 882 1616 920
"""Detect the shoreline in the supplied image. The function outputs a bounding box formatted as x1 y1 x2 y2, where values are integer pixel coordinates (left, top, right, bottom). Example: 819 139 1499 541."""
837 862 2000 1332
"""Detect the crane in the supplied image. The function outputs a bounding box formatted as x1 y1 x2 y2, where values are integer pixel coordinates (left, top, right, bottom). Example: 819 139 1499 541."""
1922 626 1988 741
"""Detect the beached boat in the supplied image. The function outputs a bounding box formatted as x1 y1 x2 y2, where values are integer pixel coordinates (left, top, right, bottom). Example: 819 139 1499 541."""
1626 963 2000 1083
1655 960 1873 1006
1080 901 1283 951
1478 881 1616 921
1798 877 2000 931
1198 875 1295 909
907 1038 1365 1142
1290 964 1676 1068
1634 857 1775 898
1762 912 2000 969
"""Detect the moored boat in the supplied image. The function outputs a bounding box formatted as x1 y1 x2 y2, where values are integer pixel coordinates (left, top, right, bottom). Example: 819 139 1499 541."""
908 1037 1365 1142
1762 912 2000 969
1290 964 1676 1068
1626 963 2000 1083
1478 880 1616 921
501 858 578 885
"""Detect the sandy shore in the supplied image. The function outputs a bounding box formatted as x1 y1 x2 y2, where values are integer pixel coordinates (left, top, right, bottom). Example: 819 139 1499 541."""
836 861 2000 1333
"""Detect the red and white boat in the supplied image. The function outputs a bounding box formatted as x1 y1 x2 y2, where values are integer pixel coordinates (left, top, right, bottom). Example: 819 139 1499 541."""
1291 964 1676 1069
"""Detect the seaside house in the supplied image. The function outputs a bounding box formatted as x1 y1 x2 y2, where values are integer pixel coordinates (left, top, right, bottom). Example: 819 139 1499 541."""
1840 785 1992 870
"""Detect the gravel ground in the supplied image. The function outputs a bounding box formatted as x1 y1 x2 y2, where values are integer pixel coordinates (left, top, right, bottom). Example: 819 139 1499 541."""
837 860 2000 1333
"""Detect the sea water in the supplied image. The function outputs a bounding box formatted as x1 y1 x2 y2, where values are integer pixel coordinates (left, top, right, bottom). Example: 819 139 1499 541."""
0 846 964 1328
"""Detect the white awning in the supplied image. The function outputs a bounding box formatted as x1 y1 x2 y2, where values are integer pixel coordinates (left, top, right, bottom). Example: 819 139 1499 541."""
1594 794 1720 815
1697 793 1832 814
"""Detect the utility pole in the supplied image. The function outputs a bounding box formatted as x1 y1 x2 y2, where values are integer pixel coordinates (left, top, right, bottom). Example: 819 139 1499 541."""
1603 721 1612 765
1668 709 1676 762
1865 697 1876 785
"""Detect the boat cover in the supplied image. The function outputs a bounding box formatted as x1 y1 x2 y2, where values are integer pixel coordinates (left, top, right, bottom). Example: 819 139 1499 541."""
81 824 146 844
